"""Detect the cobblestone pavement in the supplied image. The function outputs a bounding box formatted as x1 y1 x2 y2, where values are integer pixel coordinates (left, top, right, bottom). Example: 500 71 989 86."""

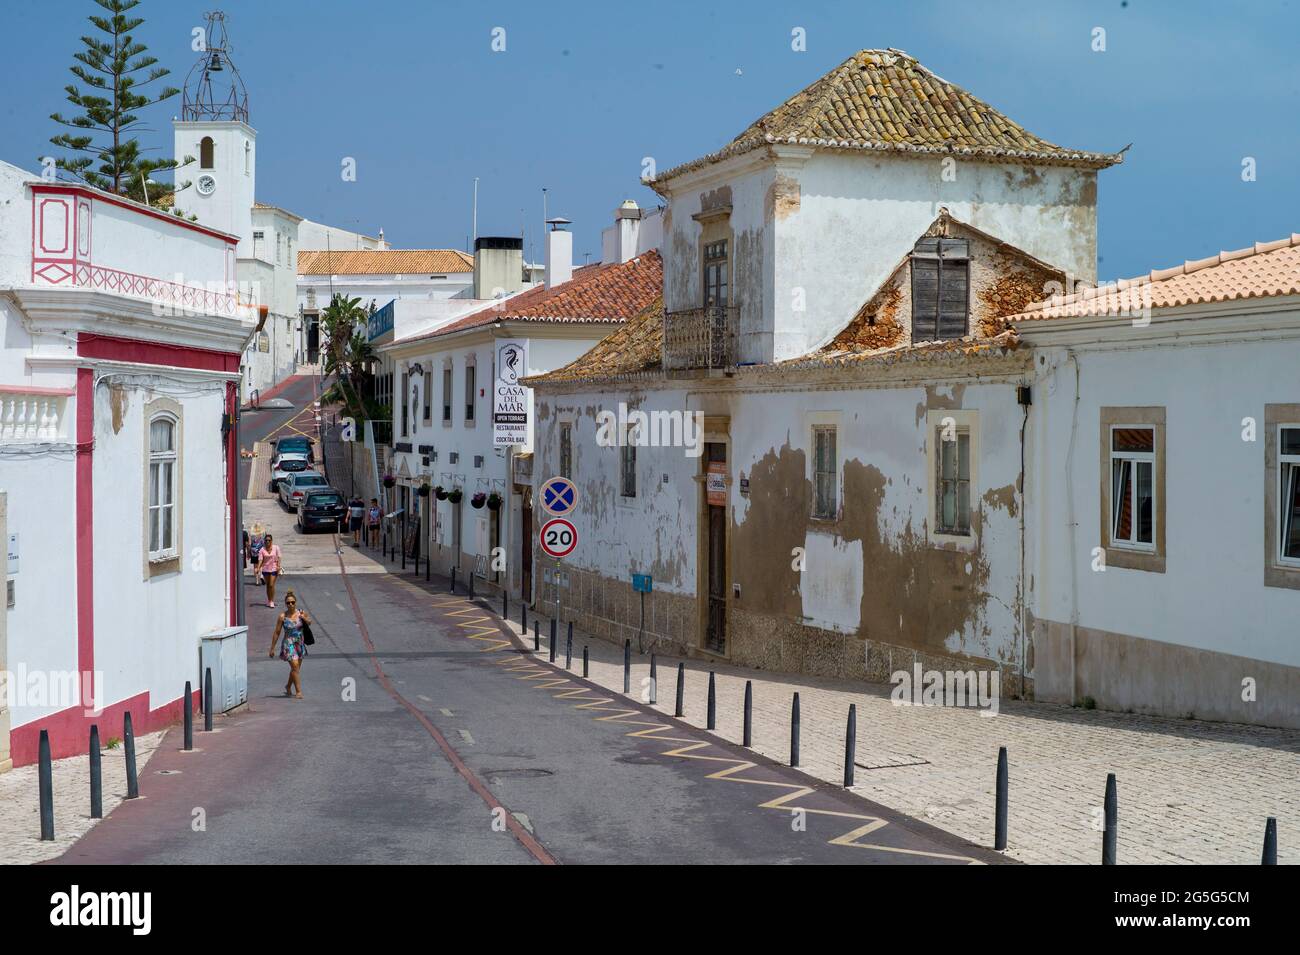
507 608 1299 865
0 731 163 864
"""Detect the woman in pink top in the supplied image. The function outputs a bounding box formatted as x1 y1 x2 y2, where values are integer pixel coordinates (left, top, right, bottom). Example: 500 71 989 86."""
255 533 284 607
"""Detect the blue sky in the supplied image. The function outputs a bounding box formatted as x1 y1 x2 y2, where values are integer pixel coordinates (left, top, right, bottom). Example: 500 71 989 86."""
2 0 1297 279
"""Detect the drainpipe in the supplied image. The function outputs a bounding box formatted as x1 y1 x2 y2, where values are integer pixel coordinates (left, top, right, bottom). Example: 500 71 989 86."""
1018 393 1028 700
1064 349 1081 705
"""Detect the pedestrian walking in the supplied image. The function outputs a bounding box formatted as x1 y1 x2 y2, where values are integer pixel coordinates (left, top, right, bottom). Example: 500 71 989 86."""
348 495 365 547
366 498 382 548
249 521 266 584
268 590 311 699
255 532 283 607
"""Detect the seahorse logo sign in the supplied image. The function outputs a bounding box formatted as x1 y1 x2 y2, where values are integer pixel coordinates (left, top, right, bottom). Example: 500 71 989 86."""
499 343 524 385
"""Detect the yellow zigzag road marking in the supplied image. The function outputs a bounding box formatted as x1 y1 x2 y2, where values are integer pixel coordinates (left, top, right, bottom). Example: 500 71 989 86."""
429 600 980 864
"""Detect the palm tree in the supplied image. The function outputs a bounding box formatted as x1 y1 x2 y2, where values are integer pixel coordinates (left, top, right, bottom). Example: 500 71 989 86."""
318 293 374 418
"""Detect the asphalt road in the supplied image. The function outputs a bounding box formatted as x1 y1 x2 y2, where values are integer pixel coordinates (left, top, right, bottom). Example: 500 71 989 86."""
56 376 1004 865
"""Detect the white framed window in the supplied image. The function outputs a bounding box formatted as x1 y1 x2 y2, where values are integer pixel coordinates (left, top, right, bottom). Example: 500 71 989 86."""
812 425 837 519
148 414 178 560
1110 425 1156 552
926 409 979 545
465 363 476 423
442 365 453 423
1278 424 1300 566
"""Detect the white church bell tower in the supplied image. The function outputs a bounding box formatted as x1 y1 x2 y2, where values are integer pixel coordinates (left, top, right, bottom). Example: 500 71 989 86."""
172 11 255 257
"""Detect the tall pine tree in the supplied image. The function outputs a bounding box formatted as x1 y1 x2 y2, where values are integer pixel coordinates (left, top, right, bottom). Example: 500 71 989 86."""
47 0 182 206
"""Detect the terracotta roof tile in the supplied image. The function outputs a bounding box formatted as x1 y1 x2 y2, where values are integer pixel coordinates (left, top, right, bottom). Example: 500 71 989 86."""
1008 234 1300 322
403 250 662 344
528 294 664 384
297 249 473 275
654 49 1121 184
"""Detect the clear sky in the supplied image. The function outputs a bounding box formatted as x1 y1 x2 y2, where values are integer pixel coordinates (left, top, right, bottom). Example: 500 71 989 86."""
2 0 1297 280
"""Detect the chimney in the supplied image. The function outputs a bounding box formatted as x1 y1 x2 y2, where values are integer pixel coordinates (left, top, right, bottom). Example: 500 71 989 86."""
474 236 524 299
613 199 642 263
377 227 387 250
544 217 572 289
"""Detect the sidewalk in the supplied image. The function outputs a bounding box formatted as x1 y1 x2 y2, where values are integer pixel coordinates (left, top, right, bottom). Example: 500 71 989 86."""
498 604 1298 865
0 731 164 864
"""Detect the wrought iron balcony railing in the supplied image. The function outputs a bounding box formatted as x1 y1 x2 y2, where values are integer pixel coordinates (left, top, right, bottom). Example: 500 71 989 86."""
662 305 739 371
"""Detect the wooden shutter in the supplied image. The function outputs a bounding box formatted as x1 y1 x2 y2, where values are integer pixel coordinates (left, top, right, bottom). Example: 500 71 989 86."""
911 256 940 341
938 258 969 339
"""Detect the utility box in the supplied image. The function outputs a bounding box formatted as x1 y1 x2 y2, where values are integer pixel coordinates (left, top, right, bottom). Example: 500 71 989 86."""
200 626 248 713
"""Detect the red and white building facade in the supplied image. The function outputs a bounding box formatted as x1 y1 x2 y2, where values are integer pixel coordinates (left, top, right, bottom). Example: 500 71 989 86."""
0 159 254 769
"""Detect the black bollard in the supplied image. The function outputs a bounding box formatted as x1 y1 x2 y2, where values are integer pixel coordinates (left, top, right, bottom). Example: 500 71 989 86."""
204 667 214 732
549 621 557 662
521 603 527 633
566 632 573 670
503 591 508 619
707 671 716 730
995 746 1009 850
623 640 631 694
674 663 684 717
743 680 752 746
89 724 103 819
1102 773 1118 865
843 704 857 787
124 711 139 799
649 654 657 705
38 729 54 841
790 693 801 768
183 681 193 751
582 644 589 677
450 566 456 593
533 620 539 652
567 621 574 654
1262 817 1278 865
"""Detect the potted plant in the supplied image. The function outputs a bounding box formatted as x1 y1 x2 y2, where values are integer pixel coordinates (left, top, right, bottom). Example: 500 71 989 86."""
382 473 396 489
416 483 431 498
470 491 487 509
446 487 463 504
486 491 503 511
434 484 448 500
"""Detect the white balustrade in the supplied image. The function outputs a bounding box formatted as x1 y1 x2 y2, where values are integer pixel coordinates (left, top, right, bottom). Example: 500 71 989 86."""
0 393 67 443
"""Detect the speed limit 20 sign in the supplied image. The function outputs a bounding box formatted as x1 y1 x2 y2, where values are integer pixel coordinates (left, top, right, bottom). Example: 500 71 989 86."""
539 518 578 559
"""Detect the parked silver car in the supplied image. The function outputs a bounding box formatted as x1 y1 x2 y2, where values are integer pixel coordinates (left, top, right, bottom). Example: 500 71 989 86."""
278 470 329 511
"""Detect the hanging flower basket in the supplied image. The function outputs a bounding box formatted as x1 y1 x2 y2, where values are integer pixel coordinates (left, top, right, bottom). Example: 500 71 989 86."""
446 488 463 504
434 485 448 501
470 491 487 509
486 491 503 511
416 483 431 498
382 474 396 489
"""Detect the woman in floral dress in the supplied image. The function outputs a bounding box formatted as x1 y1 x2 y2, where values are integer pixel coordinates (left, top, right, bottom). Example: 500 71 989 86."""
268 590 311 698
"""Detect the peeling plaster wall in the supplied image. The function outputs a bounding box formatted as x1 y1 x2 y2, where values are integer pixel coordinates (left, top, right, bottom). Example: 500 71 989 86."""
534 369 1030 684
774 151 1097 360
1027 328 1300 726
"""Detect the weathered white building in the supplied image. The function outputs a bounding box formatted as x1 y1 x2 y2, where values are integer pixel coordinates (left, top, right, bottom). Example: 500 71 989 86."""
529 49 1120 698
1011 236 1300 728
0 159 254 768
381 215 662 601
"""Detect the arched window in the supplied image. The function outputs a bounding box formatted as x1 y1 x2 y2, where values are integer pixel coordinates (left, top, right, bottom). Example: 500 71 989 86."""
200 136 215 169
148 414 178 559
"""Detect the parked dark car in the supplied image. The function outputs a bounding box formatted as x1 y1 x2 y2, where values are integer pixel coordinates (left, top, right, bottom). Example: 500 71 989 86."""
272 435 314 462
297 489 347 533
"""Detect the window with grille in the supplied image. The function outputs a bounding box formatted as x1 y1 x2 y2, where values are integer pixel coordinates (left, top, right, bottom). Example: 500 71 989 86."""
423 371 432 422
812 425 837 519
465 364 476 422
1110 427 1156 550
442 367 452 422
912 237 970 342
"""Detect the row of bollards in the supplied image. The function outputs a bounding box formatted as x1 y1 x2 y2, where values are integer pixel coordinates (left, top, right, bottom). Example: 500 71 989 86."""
500 599 1284 865
39 708 142 841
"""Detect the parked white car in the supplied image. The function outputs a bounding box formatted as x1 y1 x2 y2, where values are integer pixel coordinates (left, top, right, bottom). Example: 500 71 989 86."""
278 470 329 510
269 451 312 491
